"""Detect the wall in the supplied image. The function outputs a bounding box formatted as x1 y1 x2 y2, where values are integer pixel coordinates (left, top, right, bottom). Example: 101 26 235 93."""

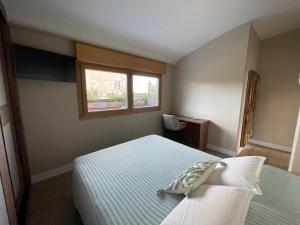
173 24 252 155
252 29 300 149
289 108 300 175
236 25 261 147
11 25 173 175
245 25 261 73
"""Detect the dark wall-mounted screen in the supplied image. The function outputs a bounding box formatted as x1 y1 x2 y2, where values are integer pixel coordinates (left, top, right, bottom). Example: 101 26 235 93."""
13 44 76 82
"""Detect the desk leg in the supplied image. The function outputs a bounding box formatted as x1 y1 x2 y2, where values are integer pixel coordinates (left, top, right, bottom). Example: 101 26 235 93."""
199 121 209 151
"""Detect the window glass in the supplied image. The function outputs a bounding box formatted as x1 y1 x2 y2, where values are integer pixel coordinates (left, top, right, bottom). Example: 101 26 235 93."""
132 75 159 108
85 68 128 112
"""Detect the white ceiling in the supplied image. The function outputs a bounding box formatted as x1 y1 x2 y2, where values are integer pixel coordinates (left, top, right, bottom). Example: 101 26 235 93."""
3 0 300 64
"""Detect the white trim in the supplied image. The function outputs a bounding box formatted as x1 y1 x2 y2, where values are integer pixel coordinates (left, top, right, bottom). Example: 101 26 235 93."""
289 108 300 172
249 139 291 153
207 144 236 157
31 164 73 184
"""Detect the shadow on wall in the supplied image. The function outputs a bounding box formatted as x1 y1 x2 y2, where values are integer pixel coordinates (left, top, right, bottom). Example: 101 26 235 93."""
173 80 244 152
18 80 166 175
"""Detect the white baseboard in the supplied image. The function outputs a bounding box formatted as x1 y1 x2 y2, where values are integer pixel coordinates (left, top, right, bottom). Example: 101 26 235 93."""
31 164 73 184
248 139 291 153
207 144 236 157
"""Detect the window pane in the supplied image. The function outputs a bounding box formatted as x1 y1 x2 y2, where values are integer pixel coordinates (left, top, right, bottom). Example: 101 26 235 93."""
133 75 159 108
85 68 128 112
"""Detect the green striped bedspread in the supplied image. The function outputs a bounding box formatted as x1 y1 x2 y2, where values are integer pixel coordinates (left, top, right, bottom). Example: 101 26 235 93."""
73 135 300 225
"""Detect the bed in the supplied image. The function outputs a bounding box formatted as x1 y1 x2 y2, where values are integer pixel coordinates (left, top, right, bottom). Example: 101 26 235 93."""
73 135 300 225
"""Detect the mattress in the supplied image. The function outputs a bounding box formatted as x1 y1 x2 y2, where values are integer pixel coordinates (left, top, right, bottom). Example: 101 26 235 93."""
73 135 300 225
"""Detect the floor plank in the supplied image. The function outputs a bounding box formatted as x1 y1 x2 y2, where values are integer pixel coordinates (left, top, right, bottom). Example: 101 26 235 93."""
27 172 83 225
239 144 291 170
206 149 231 158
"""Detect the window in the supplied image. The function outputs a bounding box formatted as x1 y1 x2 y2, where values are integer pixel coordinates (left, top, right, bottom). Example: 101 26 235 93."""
78 64 161 119
113 80 121 90
76 42 166 119
85 67 128 112
132 75 159 108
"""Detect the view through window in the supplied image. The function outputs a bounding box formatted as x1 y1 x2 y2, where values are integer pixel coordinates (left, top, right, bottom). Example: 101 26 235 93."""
80 64 161 118
132 75 159 108
85 68 128 112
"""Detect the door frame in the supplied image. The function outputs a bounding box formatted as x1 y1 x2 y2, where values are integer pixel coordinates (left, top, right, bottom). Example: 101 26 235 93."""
239 70 260 148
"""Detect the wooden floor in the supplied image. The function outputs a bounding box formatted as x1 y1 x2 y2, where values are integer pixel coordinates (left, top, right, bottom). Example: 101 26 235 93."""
26 172 83 225
239 143 291 170
206 149 230 158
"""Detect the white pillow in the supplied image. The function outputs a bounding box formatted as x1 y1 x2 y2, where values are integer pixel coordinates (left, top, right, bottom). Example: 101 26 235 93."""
206 156 266 194
160 185 254 225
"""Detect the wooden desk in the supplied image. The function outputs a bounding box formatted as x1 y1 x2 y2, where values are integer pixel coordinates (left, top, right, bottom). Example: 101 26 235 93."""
175 115 209 151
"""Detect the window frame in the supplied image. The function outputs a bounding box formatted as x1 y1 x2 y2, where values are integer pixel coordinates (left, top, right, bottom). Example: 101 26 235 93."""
77 62 161 120
131 72 162 113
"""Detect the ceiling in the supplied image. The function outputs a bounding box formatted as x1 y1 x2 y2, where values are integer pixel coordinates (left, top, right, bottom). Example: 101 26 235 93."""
253 8 300 40
3 0 300 64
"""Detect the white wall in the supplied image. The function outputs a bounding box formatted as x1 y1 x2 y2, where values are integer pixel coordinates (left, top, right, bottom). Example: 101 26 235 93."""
11 25 173 175
252 29 300 149
236 25 261 148
244 25 261 73
173 24 252 154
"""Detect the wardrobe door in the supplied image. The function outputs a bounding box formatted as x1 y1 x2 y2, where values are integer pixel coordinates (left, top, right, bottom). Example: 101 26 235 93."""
0 176 10 225
0 18 19 225
0 2 30 224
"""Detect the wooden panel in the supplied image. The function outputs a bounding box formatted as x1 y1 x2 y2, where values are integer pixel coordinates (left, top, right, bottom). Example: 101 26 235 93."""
175 115 208 124
76 42 166 74
0 126 17 225
199 121 209 150
175 115 209 150
183 123 200 148
0 177 10 225
0 105 9 126
3 17 31 186
2 123 20 197
0 6 30 224
0 62 6 106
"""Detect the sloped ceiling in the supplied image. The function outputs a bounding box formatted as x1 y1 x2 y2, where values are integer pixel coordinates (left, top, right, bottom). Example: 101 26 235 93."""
3 0 300 64
253 8 300 40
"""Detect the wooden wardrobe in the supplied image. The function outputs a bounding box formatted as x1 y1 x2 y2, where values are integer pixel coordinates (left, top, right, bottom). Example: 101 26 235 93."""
0 2 30 225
